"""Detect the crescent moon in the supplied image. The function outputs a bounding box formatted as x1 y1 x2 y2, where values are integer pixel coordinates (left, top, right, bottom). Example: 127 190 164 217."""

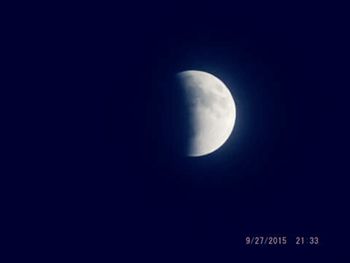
176 70 236 157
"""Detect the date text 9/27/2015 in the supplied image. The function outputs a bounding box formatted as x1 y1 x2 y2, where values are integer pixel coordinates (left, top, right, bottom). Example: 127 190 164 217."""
245 236 320 246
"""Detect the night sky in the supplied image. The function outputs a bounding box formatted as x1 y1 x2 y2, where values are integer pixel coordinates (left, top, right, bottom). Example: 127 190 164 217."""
14 1 349 261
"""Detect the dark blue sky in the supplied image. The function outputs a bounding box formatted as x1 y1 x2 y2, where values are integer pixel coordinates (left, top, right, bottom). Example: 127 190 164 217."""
15 1 349 261
93 3 349 261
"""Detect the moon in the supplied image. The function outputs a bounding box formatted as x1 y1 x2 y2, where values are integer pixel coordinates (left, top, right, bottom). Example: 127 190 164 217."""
176 70 236 157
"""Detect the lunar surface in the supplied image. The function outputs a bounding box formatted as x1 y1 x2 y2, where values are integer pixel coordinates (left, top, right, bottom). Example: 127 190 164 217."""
177 70 236 157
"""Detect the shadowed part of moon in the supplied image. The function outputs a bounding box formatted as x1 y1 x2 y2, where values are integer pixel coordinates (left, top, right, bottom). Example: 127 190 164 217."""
177 70 236 157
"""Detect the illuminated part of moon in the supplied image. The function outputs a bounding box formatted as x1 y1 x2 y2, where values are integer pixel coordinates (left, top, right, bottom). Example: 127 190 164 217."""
177 70 236 157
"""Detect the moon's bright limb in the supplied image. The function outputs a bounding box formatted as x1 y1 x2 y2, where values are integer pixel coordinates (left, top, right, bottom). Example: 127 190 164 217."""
177 70 236 157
